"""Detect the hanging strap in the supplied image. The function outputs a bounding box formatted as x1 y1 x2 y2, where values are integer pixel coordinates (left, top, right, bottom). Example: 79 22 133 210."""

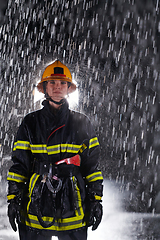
36 171 62 228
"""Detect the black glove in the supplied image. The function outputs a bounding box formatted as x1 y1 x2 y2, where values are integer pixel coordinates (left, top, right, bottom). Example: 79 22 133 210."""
88 201 103 230
8 199 20 232
85 181 103 230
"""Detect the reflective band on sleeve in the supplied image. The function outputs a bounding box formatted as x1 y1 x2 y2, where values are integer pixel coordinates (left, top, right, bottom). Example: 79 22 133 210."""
13 141 31 151
7 194 16 200
95 195 102 201
89 137 99 149
7 172 28 183
86 171 103 182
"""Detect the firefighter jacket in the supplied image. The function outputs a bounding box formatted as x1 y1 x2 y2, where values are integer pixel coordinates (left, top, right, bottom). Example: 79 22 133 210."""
7 99 103 234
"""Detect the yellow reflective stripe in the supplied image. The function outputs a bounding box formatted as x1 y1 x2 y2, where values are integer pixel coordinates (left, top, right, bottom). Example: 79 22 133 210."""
7 172 28 183
72 176 83 217
7 194 16 200
61 144 81 153
47 144 61 154
79 143 87 153
13 141 30 151
86 171 103 182
95 195 102 201
25 213 86 231
31 144 47 153
27 173 40 212
13 142 84 155
89 137 99 149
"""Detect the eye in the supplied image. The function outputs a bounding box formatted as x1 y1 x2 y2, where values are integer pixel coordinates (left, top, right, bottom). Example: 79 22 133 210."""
50 81 55 84
61 81 67 85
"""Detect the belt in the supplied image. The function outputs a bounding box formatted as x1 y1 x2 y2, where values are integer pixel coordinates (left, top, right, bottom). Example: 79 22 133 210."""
34 155 81 175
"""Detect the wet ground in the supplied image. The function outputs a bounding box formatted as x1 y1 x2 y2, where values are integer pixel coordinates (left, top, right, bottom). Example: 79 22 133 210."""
1 180 160 240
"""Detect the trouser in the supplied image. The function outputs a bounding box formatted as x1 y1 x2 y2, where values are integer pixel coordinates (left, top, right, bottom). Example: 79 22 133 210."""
18 225 88 240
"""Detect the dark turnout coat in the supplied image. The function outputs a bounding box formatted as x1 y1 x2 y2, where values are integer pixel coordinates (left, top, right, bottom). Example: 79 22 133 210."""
7 100 103 234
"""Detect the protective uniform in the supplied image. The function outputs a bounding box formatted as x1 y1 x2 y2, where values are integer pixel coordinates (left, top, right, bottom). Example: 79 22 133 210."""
7 60 103 239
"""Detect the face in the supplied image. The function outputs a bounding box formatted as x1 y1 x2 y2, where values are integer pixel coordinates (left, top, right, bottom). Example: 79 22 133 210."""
46 80 68 102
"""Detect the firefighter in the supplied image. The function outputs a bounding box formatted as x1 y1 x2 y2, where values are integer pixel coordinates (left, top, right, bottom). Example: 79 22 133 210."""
7 60 103 240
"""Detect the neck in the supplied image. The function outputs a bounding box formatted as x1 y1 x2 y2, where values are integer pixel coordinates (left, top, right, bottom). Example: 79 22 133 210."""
49 100 62 110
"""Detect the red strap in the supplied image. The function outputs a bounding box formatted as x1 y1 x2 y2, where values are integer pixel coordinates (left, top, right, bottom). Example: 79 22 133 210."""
55 155 81 166
47 124 65 143
50 74 66 77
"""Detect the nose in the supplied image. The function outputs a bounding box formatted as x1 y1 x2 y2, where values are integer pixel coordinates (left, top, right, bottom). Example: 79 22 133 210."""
55 81 61 89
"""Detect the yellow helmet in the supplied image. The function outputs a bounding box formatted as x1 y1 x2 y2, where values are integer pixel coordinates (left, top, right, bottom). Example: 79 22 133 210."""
37 60 76 94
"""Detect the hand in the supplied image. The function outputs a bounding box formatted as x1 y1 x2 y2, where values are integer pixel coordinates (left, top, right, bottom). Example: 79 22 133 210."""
8 200 20 232
89 201 103 231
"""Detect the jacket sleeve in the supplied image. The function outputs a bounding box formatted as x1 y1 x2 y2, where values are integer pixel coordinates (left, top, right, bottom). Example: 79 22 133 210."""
7 117 34 201
79 115 103 201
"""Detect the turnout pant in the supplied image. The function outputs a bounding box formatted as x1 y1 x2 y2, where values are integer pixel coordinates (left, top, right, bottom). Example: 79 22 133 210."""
18 225 88 240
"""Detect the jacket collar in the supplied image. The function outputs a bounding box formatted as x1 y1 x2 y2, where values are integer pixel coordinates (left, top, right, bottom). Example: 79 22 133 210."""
41 99 69 125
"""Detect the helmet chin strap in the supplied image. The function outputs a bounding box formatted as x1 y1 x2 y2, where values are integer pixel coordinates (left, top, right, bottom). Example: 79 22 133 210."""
46 97 65 105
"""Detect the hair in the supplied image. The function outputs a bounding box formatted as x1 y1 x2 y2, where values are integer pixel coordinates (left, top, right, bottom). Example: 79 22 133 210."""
67 82 71 88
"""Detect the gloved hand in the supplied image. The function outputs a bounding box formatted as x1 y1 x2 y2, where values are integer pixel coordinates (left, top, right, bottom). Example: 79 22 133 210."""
7 199 20 232
88 201 103 230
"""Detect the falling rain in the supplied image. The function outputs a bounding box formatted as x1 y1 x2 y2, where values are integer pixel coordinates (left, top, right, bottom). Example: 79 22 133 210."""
1 0 160 239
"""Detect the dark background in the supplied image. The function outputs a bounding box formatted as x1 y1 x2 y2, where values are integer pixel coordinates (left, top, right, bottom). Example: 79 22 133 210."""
1 0 160 213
